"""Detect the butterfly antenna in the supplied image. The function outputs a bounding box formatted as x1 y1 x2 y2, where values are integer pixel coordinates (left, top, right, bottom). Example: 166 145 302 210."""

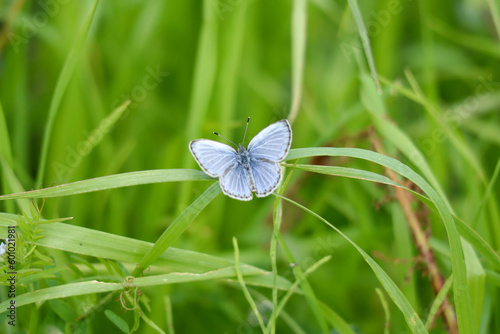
242 117 250 145
213 132 238 148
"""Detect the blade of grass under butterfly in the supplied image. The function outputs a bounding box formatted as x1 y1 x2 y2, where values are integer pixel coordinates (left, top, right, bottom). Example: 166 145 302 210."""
0 169 213 200
285 147 473 333
35 0 99 187
0 218 294 291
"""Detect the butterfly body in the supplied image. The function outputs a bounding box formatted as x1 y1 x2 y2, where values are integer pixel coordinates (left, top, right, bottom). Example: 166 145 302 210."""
190 119 292 201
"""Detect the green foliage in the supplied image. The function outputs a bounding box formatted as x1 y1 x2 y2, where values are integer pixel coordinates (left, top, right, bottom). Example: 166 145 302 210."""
1 0 499 333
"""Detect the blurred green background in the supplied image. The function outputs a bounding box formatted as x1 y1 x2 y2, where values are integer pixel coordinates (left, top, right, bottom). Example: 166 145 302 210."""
1 0 500 333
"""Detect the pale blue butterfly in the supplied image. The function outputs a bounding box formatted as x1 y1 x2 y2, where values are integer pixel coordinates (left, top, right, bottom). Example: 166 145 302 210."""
189 118 292 201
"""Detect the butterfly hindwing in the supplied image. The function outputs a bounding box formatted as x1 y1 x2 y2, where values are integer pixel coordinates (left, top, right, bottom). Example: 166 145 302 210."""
219 162 253 201
189 139 237 177
248 120 292 161
251 159 282 197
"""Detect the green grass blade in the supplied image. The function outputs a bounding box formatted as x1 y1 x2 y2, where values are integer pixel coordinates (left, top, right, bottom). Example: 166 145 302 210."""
320 302 356 334
55 99 131 183
0 100 13 165
0 169 213 200
487 0 500 41
429 18 500 58
379 75 486 182
375 288 390 334
472 156 500 227
360 73 453 211
346 0 381 94
269 198 281 334
132 182 221 276
0 152 30 213
485 270 500 287
285 147 474 333
267 256 334 333
462 240 486 332
232 237 267 333
454 216 500 271
425 275 453 329
0 100 15 213
35 0 99 187
289 163 431 203
270 202 330 333
276 193 427 334
289 0 307 124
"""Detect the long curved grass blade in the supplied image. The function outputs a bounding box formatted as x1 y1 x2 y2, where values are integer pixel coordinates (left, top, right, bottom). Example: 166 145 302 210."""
0 169 213 200
288 163 431 203
359 74 452 211
285 147 474 333
35 0 100 187
276 193 427 334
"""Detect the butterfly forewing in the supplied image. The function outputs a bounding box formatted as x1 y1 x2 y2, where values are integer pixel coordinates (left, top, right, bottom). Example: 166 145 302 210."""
219 162 253 201
189 139 237 177
248 120 292 161
250 159 282 197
